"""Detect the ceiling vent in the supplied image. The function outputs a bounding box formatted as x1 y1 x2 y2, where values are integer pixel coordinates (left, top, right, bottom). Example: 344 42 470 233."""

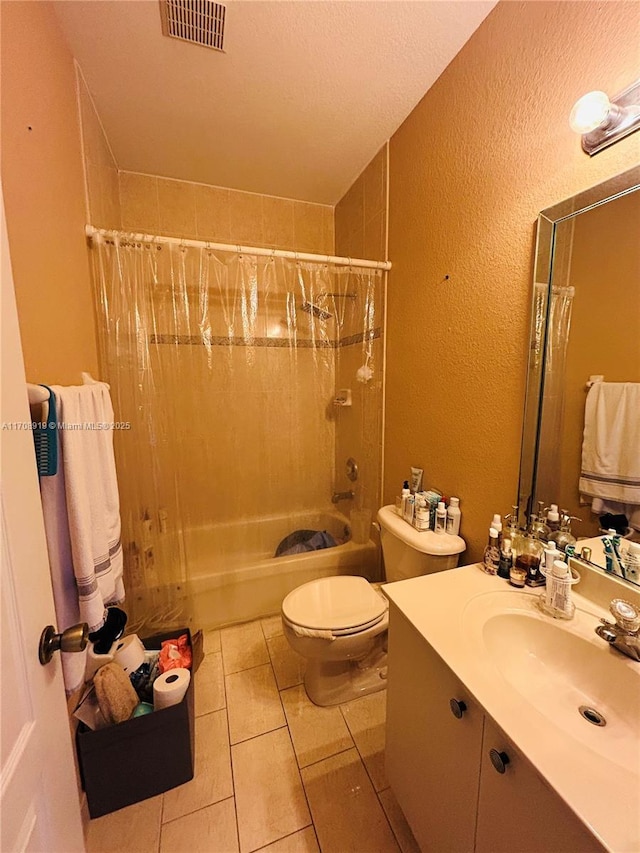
160 0 226 52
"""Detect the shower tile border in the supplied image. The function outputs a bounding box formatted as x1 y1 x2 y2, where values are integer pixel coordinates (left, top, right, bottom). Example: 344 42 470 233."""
149 329 381 349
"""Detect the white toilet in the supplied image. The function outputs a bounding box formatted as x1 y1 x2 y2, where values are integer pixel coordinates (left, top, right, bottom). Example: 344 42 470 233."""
281 504 465 705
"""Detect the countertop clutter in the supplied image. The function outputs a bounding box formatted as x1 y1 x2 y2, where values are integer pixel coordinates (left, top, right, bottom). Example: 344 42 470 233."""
383 564 640 853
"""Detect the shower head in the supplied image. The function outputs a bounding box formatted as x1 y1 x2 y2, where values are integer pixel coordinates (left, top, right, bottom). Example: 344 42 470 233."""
300 301 333 321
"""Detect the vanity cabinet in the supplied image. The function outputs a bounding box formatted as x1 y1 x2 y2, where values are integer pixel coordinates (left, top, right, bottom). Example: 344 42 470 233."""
386 602 604 853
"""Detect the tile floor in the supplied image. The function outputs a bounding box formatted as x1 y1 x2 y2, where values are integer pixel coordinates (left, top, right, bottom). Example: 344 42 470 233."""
85 615 420 853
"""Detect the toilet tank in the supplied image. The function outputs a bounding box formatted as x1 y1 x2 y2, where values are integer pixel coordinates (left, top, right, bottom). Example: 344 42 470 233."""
377 505 465 582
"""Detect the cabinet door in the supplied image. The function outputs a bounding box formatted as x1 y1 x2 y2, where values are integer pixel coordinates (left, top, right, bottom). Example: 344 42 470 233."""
476 717 605 853
386 603 484 853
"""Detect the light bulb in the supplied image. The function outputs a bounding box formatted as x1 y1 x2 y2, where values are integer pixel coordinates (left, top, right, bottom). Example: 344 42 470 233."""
569 90 612 134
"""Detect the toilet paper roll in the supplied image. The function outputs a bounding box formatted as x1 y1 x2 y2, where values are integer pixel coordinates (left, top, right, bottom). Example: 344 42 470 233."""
113 634 146 674
153 667 191 710
84 641 115 682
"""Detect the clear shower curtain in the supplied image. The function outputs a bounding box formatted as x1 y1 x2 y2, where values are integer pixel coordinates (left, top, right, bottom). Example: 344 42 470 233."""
90 235 383 631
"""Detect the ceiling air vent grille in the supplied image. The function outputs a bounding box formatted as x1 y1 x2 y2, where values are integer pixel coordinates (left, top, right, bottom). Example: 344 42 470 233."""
161 0 226 51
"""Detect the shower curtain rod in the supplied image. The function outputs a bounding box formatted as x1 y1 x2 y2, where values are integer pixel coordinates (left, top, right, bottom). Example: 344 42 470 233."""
85 226 392 271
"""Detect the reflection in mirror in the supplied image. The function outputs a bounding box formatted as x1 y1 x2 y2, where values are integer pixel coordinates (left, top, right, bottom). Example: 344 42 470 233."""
518 167 640 588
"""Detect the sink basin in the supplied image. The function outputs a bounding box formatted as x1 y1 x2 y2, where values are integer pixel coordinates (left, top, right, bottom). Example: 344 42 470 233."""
462 591 640 775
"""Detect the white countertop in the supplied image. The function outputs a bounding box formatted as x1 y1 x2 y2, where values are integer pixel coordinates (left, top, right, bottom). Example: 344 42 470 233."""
383 564 640 853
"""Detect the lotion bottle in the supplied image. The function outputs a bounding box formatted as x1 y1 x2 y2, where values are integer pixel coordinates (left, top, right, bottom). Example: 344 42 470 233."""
446 497 461 535
435 501 447 534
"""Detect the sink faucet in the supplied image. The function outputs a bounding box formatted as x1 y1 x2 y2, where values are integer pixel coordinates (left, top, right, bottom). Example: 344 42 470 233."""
595 599 640 662
332 490 354 503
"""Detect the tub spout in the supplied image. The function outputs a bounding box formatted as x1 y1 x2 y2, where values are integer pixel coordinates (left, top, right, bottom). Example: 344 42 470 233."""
332 490 355 503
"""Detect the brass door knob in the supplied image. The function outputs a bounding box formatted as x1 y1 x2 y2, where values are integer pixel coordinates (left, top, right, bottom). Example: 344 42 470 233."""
39 622 89 665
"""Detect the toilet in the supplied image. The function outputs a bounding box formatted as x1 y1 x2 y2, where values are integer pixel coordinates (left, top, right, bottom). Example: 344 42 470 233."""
281 504 465 705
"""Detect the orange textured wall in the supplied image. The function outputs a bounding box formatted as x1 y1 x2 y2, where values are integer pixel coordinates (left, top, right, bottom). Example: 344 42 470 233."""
385 0 640 561
1 1 99 384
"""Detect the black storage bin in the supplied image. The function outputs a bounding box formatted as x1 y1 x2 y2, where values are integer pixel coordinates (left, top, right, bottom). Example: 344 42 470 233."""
76 628 195 818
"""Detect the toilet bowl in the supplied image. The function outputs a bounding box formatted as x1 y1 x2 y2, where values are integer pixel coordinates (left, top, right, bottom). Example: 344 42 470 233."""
281 505 466 706
282 575 389 706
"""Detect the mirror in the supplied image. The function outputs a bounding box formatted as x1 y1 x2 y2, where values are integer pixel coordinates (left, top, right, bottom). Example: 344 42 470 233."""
518 165 640 586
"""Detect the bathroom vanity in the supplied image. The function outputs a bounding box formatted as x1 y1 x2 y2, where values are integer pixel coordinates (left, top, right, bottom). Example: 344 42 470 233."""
384 565 640 853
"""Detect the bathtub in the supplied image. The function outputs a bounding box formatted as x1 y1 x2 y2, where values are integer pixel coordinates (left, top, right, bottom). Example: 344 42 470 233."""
185 509 379 630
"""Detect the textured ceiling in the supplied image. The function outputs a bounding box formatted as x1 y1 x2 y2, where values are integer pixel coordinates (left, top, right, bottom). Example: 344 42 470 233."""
54 0 496 204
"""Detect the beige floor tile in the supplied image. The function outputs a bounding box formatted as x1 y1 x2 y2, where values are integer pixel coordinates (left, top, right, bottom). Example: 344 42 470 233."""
260 614 283 639
195 651 226 716
256 826 319 853
160 797 238 853
221 621 270 674
86 795 162 853
301 748 399 853
266 634 305 690
226 663 286 744
281 685 353 768
163 709 233 823
232 727 312 853
378 788 421 853
340 690 388 791
204 628 221 654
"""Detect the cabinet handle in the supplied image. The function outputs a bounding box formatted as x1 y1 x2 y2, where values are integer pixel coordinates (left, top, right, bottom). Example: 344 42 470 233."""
489 749 510 774
449 698 467 719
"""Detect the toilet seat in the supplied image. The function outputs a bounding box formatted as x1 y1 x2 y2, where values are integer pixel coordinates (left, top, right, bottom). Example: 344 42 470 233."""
282 575 387 635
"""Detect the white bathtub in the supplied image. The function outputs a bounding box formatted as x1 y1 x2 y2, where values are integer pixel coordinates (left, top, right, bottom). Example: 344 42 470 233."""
185 509 379 629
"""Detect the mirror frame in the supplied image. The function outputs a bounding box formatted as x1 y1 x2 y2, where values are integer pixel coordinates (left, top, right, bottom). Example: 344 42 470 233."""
517 165 640 524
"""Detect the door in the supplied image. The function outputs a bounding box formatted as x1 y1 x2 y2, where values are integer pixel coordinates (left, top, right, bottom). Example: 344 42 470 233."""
1 188 85 851
475 716 604 853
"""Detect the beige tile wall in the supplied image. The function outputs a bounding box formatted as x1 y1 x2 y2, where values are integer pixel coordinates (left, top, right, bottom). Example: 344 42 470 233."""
334 146 388 518
77 68 121 229
119 171 334 254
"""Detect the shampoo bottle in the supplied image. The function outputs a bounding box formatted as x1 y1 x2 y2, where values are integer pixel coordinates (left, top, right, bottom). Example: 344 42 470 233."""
415 496 430 531
446 497 461 535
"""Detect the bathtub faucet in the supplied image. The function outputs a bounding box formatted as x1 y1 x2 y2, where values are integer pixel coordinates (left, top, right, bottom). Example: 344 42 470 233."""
332 490 355 503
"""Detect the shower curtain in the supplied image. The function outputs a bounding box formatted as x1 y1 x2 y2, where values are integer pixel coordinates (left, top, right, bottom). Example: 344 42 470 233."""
90 235 383 630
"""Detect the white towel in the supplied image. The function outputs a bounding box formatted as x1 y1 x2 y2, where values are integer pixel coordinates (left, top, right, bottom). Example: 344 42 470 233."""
291 624 336 641
40 381 124 693
579 382 640 505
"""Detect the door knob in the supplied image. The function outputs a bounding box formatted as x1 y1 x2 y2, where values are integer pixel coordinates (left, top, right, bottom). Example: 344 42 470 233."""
449 698 467 719
489 749 510 774
39 623 89 665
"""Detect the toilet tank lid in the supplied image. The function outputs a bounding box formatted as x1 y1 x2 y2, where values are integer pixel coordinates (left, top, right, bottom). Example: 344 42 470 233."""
377 505 465 555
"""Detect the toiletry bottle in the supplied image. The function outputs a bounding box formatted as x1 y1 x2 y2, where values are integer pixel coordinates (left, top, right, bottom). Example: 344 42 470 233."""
550 513 578 553
529 501 550 541
546 504 560 533
545 559 574 618
404 492 415 525
543 541 561 575
515 526 544 587
415 496 430 531
624 542 640 583
435 501 447 534
497 538 513 579
400 481 410 517
491 514 503 546
446 497 461 535
505 507 523 554
482 528 500 575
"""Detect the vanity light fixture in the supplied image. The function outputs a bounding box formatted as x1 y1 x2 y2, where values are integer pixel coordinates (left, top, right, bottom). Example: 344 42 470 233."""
570 79 640 155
